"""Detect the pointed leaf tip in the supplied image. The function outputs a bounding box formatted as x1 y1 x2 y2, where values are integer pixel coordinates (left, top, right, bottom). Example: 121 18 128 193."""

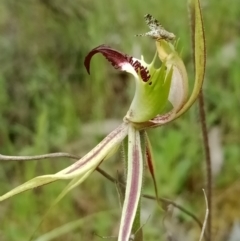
84 45 131 74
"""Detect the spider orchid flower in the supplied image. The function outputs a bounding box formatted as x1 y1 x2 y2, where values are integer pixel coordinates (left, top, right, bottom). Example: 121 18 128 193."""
0 0 205 241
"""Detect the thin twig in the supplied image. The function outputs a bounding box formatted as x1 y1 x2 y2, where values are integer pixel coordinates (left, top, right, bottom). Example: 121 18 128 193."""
0 152 204 233
143 194 203 231
97 166 203 231
198 90 212 241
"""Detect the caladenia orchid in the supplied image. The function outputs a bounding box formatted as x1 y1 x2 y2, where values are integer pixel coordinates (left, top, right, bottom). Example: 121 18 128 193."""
0 0 205 241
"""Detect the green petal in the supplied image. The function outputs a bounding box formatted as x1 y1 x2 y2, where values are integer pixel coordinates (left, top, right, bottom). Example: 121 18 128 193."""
156 40 189 113
176 0 206 117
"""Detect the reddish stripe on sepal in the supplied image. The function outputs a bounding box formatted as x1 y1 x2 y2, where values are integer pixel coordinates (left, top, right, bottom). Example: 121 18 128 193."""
146 143 154 176
118 126 143 241
145 133 162 209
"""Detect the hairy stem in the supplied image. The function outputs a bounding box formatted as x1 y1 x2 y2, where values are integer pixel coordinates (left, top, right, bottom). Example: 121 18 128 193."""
198 90 212 241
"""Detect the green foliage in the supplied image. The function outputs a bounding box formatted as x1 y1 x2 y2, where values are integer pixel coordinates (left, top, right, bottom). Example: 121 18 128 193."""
0 0 240 240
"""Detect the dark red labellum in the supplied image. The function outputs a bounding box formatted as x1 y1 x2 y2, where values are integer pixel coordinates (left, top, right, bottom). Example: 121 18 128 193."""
84 44 150 82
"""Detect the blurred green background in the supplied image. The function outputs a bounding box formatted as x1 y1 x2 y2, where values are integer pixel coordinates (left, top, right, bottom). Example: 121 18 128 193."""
0 0 240 240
